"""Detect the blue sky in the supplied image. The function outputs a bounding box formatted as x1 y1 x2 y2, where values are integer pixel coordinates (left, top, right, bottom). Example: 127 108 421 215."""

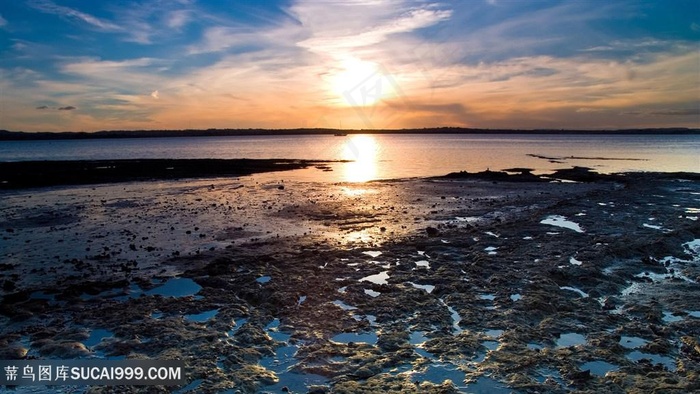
1 0 698 131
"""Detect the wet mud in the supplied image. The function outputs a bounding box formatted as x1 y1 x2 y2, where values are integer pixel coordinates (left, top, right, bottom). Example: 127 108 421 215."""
1 169 699 393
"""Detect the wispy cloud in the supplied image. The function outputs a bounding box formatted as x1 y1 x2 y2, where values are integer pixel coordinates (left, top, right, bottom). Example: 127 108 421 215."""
166 10 190 29
0 14 7 27
293 1 452 56
28 0 121 31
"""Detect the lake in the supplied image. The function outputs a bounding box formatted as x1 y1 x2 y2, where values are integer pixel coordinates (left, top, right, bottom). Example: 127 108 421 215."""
0 134 697 182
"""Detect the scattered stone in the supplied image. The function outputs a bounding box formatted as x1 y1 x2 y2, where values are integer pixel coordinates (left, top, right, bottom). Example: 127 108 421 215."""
426 226 440 237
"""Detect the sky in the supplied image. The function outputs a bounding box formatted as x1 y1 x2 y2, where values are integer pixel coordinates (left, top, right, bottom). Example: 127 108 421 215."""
0 0 698 132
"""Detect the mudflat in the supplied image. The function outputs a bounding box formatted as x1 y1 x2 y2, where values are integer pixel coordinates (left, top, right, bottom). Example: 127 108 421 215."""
0 168 698 393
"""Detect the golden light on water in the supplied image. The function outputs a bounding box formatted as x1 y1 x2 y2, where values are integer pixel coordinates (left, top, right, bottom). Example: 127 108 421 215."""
343 135 379 182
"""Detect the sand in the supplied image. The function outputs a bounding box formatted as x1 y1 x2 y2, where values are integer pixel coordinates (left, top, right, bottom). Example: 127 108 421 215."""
0 167 699 393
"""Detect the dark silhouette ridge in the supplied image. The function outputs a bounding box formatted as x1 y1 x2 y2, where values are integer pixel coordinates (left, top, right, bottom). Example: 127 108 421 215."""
0 127 697 141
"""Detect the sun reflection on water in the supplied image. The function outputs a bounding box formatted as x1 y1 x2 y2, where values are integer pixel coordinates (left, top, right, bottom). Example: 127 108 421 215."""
343 135 378 182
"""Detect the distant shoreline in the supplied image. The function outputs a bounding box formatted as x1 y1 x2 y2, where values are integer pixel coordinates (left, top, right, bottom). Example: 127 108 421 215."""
1 127 698 141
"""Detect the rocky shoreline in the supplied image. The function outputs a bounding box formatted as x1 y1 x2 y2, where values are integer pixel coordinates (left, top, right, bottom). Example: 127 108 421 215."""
0 159 341 190
0 168 699 393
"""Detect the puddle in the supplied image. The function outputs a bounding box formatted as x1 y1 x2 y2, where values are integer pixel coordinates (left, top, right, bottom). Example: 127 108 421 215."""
619 335 647 349
480 294 496 301
484 246 498 255
261 344 297 371
263 372 328 393
409 282 435 294
84 328 115 348
259 331 329 394
534 367 564 385
414 347 434 359
464 375 510 393
412 363 467 389
688 311 700 318
627 351 676 371
643 223 669 231
414 260 430 269
484 329 503 338
560 286 589 298
528 343 544 351
556 333 586 348
569 257 583 266
510 294 522 301
482 340 499 351
411 331 435 359
363 250 382 258
185 309 218 323
409 331 429 346
146 278 201 298
635 271 671 282
337 286 347 294
365 315 377 326
227 318 248 337
581 360 619 376
540 215 584 233
265 319 291 342
364 289 380 298
331 331 378 344
174 378 203 393
662 311 683 323
297 295 307 306
360 271 389 285
440 299 463 334
683 239 700 255
333 300 358 311
256 275 271 284
485 231 499 238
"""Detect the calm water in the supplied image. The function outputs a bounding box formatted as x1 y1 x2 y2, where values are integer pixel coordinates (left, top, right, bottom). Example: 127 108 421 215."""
0 134 697 182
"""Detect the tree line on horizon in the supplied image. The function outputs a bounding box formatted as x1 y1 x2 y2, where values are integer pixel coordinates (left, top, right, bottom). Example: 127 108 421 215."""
0 127 697 141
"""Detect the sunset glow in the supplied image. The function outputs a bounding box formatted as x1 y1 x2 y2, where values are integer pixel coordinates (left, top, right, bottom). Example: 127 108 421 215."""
0 1 698 131
343 135 379 182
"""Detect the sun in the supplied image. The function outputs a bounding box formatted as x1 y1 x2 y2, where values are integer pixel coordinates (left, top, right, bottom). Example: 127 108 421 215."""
329 58 385 106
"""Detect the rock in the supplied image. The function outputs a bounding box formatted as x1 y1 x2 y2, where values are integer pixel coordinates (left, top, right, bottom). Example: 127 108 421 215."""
567 369 592 384
37 341 90 358
426 227 440 237
353 366 377 379
0 346 28 359
278 185 285 190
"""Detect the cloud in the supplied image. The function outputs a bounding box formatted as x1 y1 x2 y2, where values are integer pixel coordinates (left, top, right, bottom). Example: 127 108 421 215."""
166 10 190 29
35 105 76 111
649 108 700 116
61 57 161 82
0 14 7 27
189 27 264 54
293 2 452 56
151 90 159 99
28 0 121 31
